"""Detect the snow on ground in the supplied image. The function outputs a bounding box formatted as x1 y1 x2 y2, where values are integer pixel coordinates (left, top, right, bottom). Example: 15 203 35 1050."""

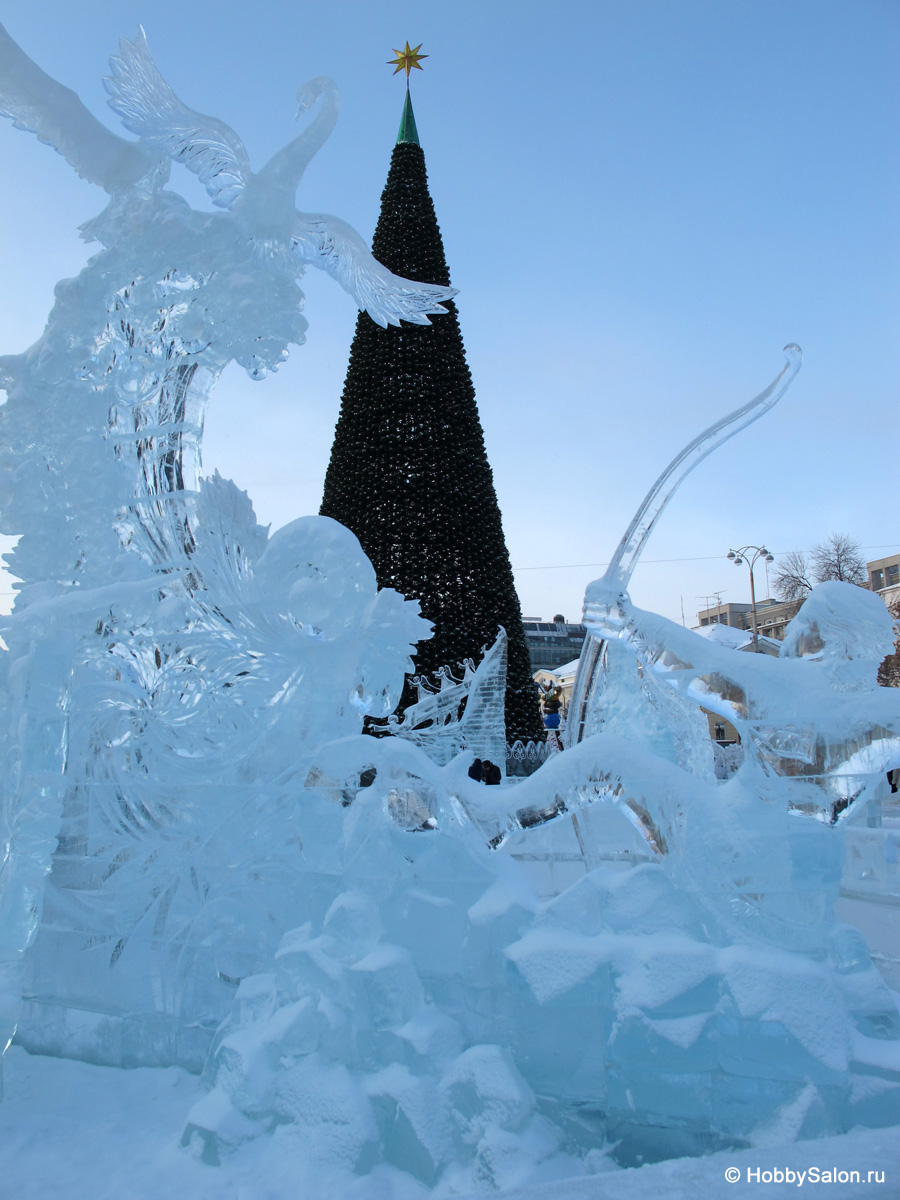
2 1045 900 1200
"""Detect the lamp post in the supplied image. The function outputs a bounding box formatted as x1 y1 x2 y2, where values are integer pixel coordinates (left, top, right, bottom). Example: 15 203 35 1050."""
727 545 775 652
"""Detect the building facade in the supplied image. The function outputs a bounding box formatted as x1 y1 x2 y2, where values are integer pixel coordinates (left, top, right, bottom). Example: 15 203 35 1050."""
869 554 900 605
696 597 800 641
698 553 900 643
522 617 587 673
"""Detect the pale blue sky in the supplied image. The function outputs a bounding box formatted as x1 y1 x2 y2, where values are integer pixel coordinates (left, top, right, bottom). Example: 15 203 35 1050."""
0 1 897 625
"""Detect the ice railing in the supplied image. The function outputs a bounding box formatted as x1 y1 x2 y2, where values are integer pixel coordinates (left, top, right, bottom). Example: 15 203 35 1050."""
506 738 558 777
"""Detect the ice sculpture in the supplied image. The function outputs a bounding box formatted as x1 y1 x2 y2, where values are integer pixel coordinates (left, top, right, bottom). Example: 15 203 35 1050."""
386 628 509 768
177 354 900 1178
185 635 900 1177
0 24 454 592
566 343 803 748
0 23 445 1075
1 21 899 1193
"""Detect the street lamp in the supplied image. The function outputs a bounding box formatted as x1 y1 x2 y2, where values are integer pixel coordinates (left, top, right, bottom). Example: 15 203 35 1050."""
727 545 775 652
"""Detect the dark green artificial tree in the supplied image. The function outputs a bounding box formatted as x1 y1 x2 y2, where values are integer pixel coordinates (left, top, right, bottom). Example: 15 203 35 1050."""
320 90 543 743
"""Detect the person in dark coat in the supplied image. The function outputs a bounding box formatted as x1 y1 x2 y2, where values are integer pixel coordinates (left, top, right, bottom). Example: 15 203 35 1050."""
468 758 484 782
481 759 501 786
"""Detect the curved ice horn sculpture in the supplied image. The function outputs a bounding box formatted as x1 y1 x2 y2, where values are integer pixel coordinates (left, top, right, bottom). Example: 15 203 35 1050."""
607 343 801 591
567 344 802 745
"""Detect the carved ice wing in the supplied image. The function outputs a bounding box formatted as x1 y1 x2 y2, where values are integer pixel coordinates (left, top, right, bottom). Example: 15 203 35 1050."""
293 212 457 328
104 29 250 209
0 21 157 192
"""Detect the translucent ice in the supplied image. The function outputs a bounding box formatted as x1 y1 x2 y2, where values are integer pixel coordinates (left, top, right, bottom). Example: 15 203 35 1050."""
387 627 509 767
0 22 443 1078
1 20 899 1191
186 733 900 1177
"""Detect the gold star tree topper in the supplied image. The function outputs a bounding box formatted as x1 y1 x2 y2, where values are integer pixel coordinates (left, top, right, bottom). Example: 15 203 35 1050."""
387 42 428 78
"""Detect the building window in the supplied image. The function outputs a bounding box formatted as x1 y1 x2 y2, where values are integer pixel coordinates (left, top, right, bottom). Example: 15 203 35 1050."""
888 565 899 586
714 722 726 740
872 569 885 590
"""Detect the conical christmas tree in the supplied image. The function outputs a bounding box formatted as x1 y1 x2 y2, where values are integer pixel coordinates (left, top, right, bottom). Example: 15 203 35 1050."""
320 87 542 743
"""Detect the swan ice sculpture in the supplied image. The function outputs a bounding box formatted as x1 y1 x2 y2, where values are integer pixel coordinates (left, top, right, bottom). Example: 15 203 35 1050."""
0 24 441 1078
0 23 455 593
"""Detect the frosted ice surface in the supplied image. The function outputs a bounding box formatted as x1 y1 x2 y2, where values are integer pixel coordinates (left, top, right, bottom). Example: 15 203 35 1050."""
387 628 509 767
0 22 443 1076
1 21 899 1191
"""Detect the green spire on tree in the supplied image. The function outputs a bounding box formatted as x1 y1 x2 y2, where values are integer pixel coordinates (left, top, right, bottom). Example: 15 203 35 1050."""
320 92 542 743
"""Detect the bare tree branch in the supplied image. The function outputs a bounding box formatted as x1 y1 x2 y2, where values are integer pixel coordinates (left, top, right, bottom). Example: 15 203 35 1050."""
772 549 812 602
811 533 867 586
